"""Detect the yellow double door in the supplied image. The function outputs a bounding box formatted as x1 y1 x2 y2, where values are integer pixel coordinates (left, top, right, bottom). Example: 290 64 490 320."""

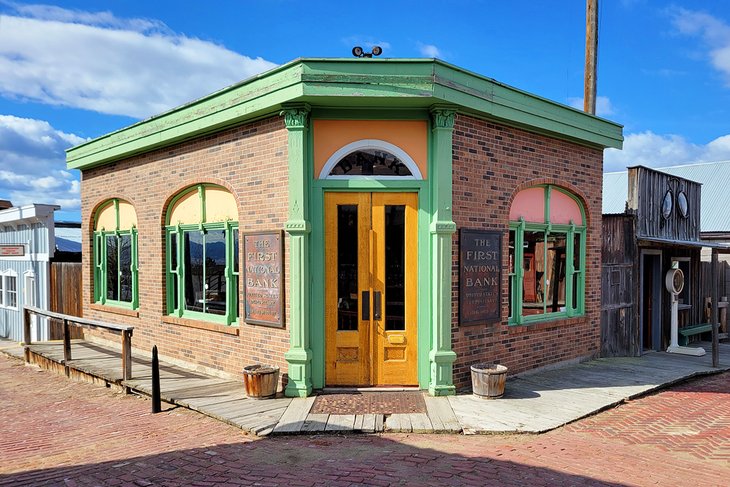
325 192 418 386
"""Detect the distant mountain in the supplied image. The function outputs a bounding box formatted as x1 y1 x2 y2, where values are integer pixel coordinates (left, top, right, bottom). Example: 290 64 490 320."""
56 237 81 253
187 240 227 261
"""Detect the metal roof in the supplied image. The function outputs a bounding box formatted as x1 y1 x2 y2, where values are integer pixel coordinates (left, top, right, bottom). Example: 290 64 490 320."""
602 171 628 214
603 160 730 232
638 236 730 250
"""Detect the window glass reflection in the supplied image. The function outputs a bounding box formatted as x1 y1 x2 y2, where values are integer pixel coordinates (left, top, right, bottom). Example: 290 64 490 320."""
384 205 405 331
331 150 412 177
106 236 118 301
337 205 358 331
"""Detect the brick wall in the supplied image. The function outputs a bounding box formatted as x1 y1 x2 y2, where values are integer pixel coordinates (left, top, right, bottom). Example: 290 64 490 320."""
451 114 603 390
80 116 291 386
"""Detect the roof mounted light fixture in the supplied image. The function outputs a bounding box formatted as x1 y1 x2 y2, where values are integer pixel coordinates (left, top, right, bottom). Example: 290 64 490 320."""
352 46 382 58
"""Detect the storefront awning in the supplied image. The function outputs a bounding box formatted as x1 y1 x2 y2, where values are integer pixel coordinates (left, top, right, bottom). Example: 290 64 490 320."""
638 236 730 252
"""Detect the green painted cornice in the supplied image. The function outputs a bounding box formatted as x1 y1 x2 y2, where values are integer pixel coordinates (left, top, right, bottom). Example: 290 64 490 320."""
67 58 623 171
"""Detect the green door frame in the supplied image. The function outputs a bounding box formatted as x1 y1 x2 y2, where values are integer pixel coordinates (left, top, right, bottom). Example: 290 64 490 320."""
284 106 458 396
310 179 430 389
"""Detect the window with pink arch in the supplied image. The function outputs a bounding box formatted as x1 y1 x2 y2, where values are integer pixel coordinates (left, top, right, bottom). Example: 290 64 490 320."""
510 186 583 225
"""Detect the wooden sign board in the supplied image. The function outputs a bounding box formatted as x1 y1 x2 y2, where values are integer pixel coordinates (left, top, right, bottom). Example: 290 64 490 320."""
0 245 24 257
243 231 284 327
459 229 502 326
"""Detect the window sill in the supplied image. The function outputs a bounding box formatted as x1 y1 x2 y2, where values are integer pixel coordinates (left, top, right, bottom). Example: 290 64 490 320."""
89 303 139 318
161 315 240 336
507 315 586 334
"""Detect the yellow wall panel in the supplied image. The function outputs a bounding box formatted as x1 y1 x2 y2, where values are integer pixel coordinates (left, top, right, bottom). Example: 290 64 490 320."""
313 120 428 179
95 202 116 231
118 200 138 230
169 189 201 225
205 186 238 222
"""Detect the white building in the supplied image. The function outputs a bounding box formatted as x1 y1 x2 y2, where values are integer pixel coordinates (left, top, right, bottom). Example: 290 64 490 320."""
0 202 61 341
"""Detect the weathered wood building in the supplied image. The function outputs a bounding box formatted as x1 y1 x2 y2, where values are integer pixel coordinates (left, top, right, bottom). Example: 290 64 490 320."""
602 165 724 356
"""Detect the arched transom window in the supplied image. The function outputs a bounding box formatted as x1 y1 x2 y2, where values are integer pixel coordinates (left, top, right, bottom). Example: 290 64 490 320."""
320 139 422 179
508 185 586 324
93 199 138 308
165 184 239 325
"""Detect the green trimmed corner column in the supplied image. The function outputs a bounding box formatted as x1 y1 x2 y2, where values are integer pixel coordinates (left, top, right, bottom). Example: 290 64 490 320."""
282 104 313 397
429 107 457 396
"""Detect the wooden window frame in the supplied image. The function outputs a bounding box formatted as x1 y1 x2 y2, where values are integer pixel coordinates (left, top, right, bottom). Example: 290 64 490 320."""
509 185 586 325
164 185 239 326
93 199 139 310
0 270 18 310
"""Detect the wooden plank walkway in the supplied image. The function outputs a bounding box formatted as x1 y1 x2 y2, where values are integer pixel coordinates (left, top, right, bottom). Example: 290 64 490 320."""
7 339 291 437
449 342 730 434
271 396 459 435
2 337 728 436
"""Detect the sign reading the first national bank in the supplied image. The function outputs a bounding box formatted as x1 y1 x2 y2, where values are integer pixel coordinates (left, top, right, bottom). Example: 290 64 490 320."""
459 229 502 326
0 245 24 257
243 231 284 327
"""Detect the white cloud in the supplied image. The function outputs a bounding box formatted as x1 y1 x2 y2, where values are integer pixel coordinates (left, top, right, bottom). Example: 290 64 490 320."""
4 1 170 33
671 8 730 86
0 115 84 211
604 131 730 172
419 43 442 58
0 4 277 118
568 96 615 117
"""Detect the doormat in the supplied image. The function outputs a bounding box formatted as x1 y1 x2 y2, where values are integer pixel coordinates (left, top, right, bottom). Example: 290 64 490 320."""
310 391 426 415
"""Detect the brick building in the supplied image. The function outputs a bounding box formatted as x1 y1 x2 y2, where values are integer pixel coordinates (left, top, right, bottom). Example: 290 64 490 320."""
67 58 623 396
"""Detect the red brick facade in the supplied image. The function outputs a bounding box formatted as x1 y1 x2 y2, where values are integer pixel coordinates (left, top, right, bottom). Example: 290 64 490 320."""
450 114 603 390
79 112 605 393
80 117 291 385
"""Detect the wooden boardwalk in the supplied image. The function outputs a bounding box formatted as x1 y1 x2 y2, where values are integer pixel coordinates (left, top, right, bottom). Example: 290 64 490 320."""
2 338 728 436
3 340 291 436
271 394 461 435
449 342 730 434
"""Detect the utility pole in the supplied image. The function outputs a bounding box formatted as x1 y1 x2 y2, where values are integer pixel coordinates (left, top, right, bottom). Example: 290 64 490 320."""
584 0 598 115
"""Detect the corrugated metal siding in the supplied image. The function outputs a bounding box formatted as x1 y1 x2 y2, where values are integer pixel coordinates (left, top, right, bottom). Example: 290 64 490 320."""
602 172 628 214
0 222 50 254
0 224 51 341
603 161 730 232
661 161 730 233
0 259 49 342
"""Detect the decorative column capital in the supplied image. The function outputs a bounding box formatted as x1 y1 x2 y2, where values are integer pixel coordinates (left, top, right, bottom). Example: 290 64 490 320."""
430 106 456 130
430 221 457 234
284 220 311 235
280 104 311 130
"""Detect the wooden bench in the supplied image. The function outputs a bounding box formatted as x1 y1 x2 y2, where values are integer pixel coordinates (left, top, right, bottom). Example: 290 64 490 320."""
679 323 714 346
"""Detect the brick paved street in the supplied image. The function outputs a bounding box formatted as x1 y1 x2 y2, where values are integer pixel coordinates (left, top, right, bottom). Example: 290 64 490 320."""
1 354 728 487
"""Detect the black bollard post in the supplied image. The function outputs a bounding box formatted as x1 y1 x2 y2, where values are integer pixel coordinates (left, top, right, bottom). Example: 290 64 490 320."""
152 345 161 413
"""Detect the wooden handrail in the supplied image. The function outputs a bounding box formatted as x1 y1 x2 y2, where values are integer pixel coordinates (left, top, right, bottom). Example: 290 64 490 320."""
23 305 133 333
23 306 134 381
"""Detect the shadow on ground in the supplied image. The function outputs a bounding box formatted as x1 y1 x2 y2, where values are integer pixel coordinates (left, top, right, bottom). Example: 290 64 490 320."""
0 432 628 487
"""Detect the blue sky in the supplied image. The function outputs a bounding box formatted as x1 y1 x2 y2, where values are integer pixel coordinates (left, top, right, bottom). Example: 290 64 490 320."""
1 0 730 222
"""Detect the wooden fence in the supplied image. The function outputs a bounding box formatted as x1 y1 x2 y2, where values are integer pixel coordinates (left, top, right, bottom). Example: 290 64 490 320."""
49 262 84 339
700 259 730 313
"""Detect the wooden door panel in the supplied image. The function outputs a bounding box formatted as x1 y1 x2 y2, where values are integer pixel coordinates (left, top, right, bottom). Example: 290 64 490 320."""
325 192 418 387
372 193 418 386
324 193 371 385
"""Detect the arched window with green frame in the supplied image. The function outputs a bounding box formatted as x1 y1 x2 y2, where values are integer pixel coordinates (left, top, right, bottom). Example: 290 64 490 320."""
93 199 139 309
508 185 586 324
165 184 239 325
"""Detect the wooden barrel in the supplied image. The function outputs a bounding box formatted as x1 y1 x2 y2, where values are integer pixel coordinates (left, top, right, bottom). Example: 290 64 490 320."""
243 364 280 399
470 363 508 399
